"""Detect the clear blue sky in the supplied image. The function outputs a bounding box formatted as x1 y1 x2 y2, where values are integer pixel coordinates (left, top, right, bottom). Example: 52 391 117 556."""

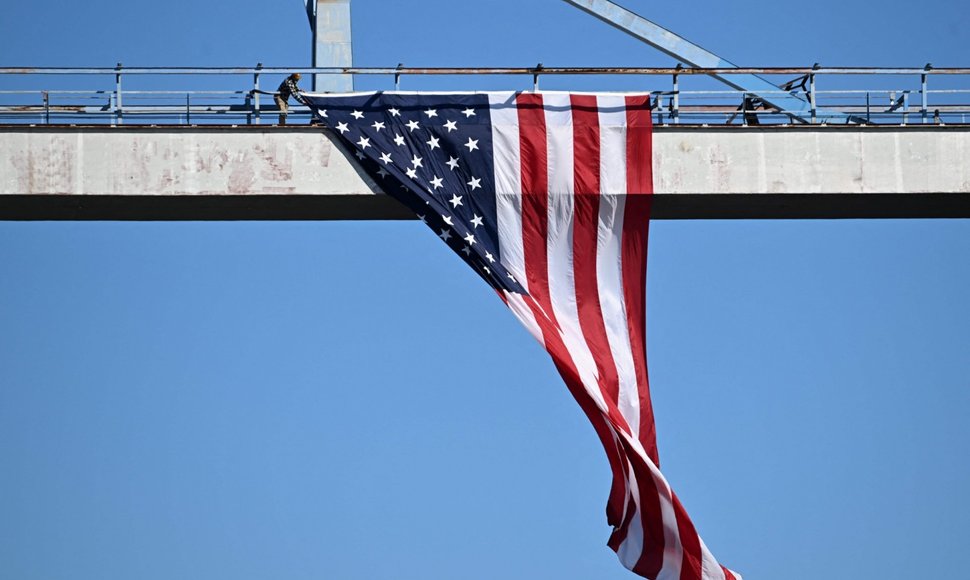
1 2 969 579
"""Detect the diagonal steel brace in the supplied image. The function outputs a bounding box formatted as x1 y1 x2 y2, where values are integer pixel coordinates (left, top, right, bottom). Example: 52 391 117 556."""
561 0 859 123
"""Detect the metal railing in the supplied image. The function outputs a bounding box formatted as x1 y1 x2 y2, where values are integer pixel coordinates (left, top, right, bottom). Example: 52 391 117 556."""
1 65 968 126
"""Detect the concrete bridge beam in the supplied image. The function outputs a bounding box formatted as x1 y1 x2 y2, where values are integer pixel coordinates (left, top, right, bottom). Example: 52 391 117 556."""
1 125 968 220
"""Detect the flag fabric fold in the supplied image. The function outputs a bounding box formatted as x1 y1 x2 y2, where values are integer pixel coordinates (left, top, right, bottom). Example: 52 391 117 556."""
303 90 739 580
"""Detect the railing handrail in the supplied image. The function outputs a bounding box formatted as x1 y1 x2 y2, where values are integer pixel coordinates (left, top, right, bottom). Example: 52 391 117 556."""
3 65 968 127
1 65 968 76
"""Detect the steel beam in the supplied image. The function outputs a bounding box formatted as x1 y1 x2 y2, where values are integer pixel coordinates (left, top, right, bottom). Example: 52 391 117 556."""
311 0 353 93
560 0 852 123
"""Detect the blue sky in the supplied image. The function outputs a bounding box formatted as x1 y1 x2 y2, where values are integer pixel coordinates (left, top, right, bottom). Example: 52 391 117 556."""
2 1 969 579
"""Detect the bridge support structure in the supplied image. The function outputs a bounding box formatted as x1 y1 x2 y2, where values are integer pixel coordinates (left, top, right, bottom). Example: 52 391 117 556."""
311 0 353 93
1 125 968 220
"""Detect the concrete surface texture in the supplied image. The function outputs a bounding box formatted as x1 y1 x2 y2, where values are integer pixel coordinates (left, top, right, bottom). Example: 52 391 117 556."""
1 126 968 219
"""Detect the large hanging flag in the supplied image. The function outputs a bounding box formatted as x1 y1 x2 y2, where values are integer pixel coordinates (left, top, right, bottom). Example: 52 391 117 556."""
302 91 739 580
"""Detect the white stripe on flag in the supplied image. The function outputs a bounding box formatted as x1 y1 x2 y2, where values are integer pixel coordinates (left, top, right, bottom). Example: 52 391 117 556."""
491 92 527 287
616 456 646 569
490 93 542 342
596 96 642 440
543 93 609 415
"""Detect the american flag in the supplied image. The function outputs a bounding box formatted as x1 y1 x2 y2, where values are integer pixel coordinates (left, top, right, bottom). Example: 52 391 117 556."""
303 91 739 580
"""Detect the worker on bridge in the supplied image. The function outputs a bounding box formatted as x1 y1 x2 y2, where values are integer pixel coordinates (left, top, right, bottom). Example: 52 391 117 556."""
275 73 308 125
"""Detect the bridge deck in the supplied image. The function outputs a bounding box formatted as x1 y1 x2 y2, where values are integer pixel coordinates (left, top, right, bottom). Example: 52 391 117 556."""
2 125 968 220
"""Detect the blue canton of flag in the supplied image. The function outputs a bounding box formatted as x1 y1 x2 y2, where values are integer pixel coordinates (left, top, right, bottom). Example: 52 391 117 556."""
303 92 525 294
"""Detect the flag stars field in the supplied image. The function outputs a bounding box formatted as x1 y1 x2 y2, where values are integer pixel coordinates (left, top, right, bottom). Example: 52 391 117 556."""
306 94 520 298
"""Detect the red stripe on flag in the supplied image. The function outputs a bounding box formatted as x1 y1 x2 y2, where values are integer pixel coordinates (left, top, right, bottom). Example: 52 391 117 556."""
570 94 628 524
622 95 657 465
673 492 705 580
617 435 669 579
620 95 671 578
570 95 619 406
624 95 654 195
517 93 550 307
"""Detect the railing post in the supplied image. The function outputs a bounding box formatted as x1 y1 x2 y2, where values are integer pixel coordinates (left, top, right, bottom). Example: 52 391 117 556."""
533 62 542 91
741 92 748 126
809 72 817 124
395 63 402 90
672 66 680 124
43 91 50 125
186 93 191 125
253 62 262 125
921 64 930 124
902 90 909 126
115 62 124 125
